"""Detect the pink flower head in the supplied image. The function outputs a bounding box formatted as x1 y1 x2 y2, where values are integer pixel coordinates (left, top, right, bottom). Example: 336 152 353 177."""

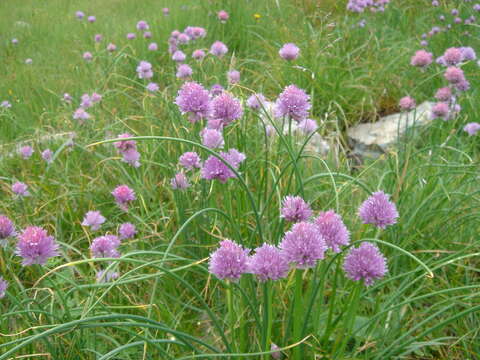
119 223 136 239
210 41 228 57
297 119 318 135
16 226 59 266
410 50 433 68
83 52 93 61
87 15 96 23
111 185 136 211
209 239 249 281
248 243 289 281
275 85 311 122
201 149 246 183
94 34 102 42
279 43 300 61
280 195 312 223
399 96 416 111
41 149 54 163
315 210 350 253
175 81 211 123
463 122 480 136
136 61 153 79
81 211 106 231
0 215 16 243
343 242 387 286
201 128 224 149
12 182 30 197
136 20 149 31
358 191 399 229
90 235 120 258
217 10 229 22
209 92 243 126
435 87 452 102
192 49 206 60
106 43 116 52
443 47 463 66
176 64 193 79
0 277 7 298
73 108 90 122
431 102 450 120
148 42 158 51
444 66 465 84
172 50 186 63
246 93 267 110
179 152 202 170
227 70 240 84
19 146 34 159
170 172 190 190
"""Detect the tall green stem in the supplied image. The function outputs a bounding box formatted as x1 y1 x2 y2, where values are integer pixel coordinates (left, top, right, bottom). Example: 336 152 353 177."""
292 269 304 360
262 282 273 360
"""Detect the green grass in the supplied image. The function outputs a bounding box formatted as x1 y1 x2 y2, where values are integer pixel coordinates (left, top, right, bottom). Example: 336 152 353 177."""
0 0 479 359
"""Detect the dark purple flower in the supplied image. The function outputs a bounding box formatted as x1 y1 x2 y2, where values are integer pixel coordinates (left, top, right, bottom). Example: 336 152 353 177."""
16 226 59 266
315 210 350 253
279 222 327 269
248 243 289 281
343 242 387 286
209 239 249 281
280 196 312 223
358 191 399 229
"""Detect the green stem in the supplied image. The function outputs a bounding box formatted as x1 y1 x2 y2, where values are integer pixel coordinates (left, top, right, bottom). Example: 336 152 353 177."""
292 269 304 360
262 282 273 360
226 282 236 354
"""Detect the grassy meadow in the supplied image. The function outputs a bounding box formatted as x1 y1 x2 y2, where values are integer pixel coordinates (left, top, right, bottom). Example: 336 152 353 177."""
0 0 479 359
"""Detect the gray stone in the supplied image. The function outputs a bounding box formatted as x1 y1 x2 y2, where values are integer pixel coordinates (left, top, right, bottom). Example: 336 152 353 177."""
347 101 434 158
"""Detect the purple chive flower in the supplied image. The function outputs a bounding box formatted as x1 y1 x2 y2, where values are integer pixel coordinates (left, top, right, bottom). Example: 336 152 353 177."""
63 93 73 103
202 149 246 183
170 172 190 190
146 82 159 92
87 15 96 23
315 210 350 253
76 11 85 19
91 92 102 103
275 85 311 122
210 84 224 97
358 191 399 229
343 242 387 286
463 122 480 136
148 42 158 51
73 108 90 121
94 34 102 42
248 243 289 281
217 10 229 22
443 48 463 66
0 215 15 245
179 152 202 170
127 32 136 40
0 276 7 298
1 100 12 108
201 128 224 149
162 8 170 15
80 94 93 108
456 80 470 92
410 50 433 68
111 185 136 211
90 235 120 258
177 33 190 44
431 102 450 120
420 40 428 47
399 96 416 111
136 61 153 79
246 93 266 110
172 50 186 63
444 66 465 84
119 223 136 239
175 82 211 123
41 149 54 163
192 49 206 60
210 41 228 57
11 38 18 45
143 31 152 39
279 222 327 269
271 344 281 360
280 195 312 223
136 20 149 31
81 211 106 231
209 239 249 281
96 270 119 283
209 92 243 126
114 133 136 152
176 64 193 79
279 43 300 61
121 148 141 167
435 87 452 102
83 52 93 61
12 182 30 197
460 47 476 61
227 70 240 84
19 146 34 159
297 119 318 134
107 43 116 52
15 226 59 266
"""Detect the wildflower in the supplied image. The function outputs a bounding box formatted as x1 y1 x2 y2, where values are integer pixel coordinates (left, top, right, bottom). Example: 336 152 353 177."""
431 102 450 120
209 239 249 281
1 101 12 108
83 52 93 61
209 92 243 126
280 222 327 269
94 34 102 42
91 93 102 103
274 85 311 122
358 191 399 229
217 10 229 22
171 172 190 190
271 344 281 359
176 64 193 79
114 133 140 167
127 32 136 40
146 82 159 92
136 20 149 31
460 47 476 61
315 210 350 253
19 146 34 159
410 50 433 68
435 87 452 102
444 67 465 84
76 11 85 19
148 42 158 51
248 243 289 281
106 43 116 52
399 96 416 111
144 31 152 39
464 122 480 136
280 196 312 223
201 128 224 149
343 242 387 286
162 8 169 15
16 226 59 266
172 50 186 63
297 119 318 134
227 70 240 84
111 185 136 211
253 13 261 20
73 108 90 121
210 84 224 97
179 152 202 170
63 93 73 103
87 15 96 23
0 215 15 246
90 235 120 258
210 41 228 57
136 61 153 79
279 43 300 61
80 94 92 108
0 277 7 298
202 149 246 183
81 211 106 231
41 149 53 163
246 93 266 110
96 270 119 283
119 223 136 239
192 49 206 60
443 47 463 66
12 182 30 197
175 81 211 123
25 58 33 65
